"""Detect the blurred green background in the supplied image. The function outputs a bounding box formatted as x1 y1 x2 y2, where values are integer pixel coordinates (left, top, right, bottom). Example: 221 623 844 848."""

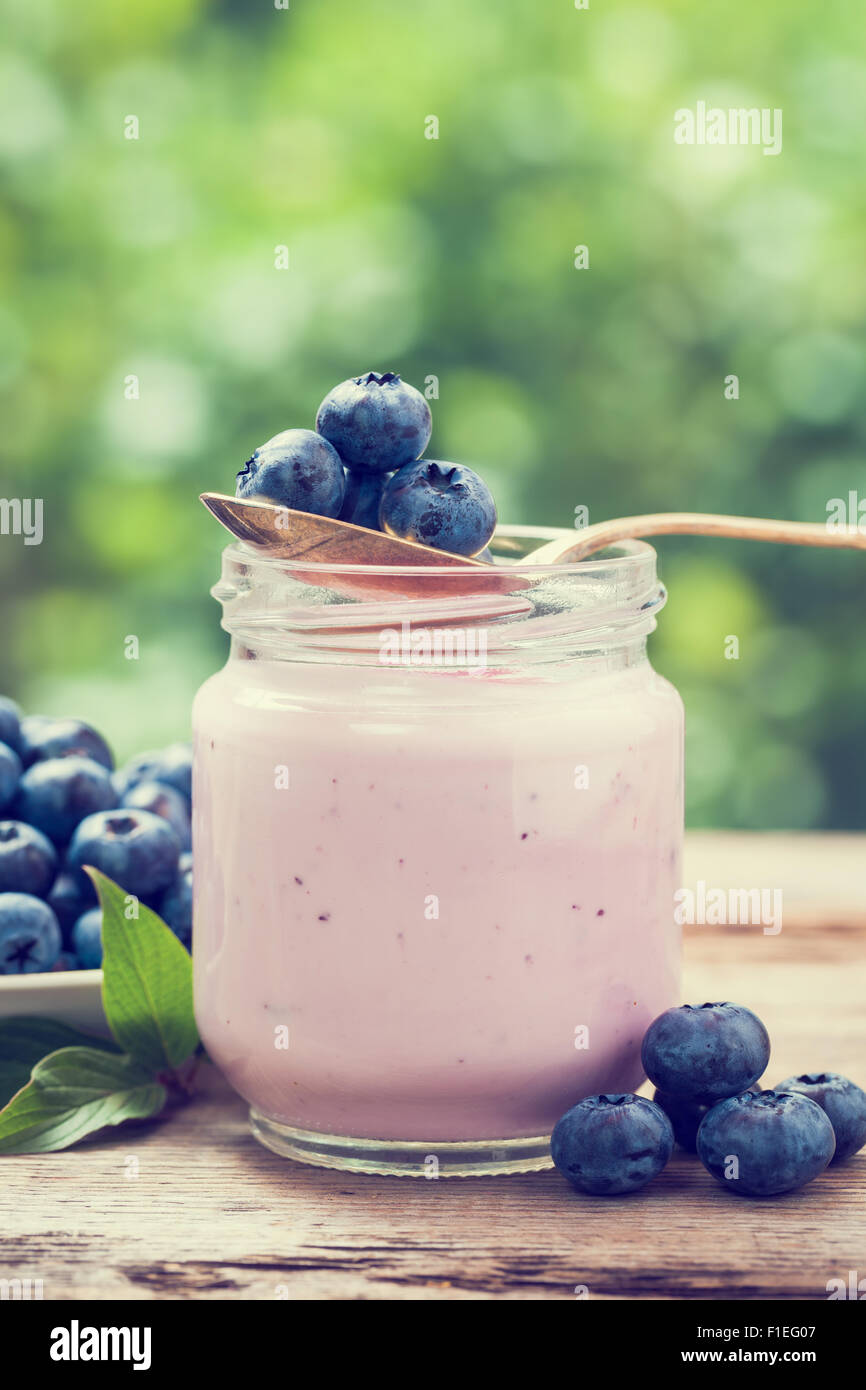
0 0 864 828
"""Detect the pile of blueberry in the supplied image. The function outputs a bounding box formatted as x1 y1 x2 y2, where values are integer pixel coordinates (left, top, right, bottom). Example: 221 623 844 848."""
551 1002 866 1198
235 370 498 559
0 695 193 974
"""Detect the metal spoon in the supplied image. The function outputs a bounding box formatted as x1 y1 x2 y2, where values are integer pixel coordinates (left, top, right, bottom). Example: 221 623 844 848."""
521 512 866 565
201 493 865 570
199 492 521 604
200 493 489 569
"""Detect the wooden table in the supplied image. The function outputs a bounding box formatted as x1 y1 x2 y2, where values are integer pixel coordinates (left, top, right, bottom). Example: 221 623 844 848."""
2 833 864 1301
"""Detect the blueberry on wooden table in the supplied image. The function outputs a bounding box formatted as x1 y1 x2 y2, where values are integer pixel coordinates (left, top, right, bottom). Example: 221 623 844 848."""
652 1089 710 1153
696 1089 836 1196
774 1072 866 1163
551 1093 674 1195
641 1002 771 1104
654 1083 760 1152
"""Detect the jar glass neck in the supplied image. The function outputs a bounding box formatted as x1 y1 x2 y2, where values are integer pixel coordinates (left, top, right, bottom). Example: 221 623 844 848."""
228 631 652 673
213 536 667 672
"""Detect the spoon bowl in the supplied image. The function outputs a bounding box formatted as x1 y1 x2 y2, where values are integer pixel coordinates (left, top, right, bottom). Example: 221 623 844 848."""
200 493 528 601
200 492 491 569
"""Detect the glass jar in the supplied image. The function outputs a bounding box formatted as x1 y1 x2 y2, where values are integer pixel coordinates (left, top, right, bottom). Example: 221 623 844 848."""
192 528 683 1176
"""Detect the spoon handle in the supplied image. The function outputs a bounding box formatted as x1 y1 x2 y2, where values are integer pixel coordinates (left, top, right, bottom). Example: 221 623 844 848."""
524 512 866 565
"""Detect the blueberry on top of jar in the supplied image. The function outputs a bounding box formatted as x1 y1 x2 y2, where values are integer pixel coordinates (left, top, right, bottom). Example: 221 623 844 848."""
379 459 497 557
236 428 346 518
316 371 432 474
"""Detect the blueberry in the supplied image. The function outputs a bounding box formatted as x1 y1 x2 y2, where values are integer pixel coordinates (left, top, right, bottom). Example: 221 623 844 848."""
0 742 22 811
0 820 58 897
122 780 191 851
158 867 193 946
0 892 62 974
697 1089 835 1196
14 756 118 846
316 371 432 474
67 809 180 900
71 908 103 969
112 750 162 800
654 1083 759 1152
236 428 346 518
339 470 392 530
149 743 192 802
20 716 114 771
115 744 192 804
551 1093 674 1195
47 869 95 945
774 1073 866 1163
652 1090 709 1153
379 459 497 557
18 713 53 745
51 951 78 972
641 1002 770 1104
0 697 22 755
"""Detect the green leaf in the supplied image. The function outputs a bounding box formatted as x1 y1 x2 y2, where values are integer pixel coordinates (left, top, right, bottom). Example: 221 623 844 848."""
0 1047 166 1153
86 868 199 1073
0 1017 119 1107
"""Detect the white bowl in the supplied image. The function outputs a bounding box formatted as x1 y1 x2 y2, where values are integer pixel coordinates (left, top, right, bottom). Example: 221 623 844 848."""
0 970 110 1036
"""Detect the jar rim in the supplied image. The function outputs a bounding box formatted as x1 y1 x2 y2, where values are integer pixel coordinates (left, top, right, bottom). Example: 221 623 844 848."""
213 527 667 660
220 526 659 580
